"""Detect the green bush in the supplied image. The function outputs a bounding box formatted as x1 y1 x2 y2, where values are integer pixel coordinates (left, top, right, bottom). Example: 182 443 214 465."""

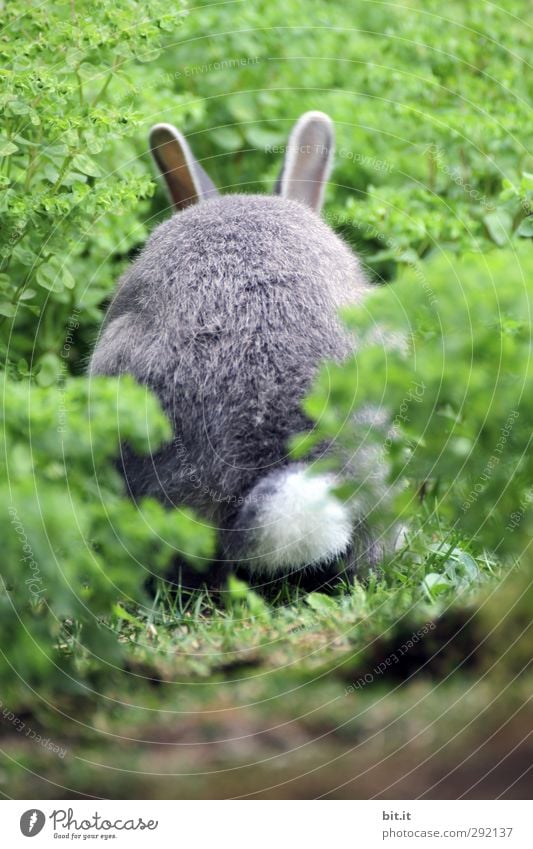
0 0 221 705
0 374 215 703
0 0 187 376
294 245 533 558
168 0 532 280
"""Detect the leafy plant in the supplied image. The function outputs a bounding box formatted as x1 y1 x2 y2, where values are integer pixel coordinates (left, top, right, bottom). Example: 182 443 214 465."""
0 0 187 376
0 374 215 704
166 0 532 280
294 245 533 558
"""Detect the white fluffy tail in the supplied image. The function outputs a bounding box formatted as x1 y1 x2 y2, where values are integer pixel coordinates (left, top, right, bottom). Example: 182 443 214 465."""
234 465 353 575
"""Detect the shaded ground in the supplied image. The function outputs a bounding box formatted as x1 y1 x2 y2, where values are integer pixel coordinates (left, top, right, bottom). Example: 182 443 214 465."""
1 569 532 799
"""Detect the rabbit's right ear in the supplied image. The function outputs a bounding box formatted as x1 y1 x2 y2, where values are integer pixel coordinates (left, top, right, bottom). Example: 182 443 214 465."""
149 123 218 211
274 111 334 213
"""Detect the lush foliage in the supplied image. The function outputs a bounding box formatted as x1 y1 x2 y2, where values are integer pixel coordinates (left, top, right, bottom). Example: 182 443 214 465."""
1 374 214 702
0 0 532 798
0 0 218 703
295 245 533 560
166 0 532 279
0 0 187 375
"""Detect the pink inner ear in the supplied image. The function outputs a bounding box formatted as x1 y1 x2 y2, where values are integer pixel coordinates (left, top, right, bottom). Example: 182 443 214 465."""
151 130 199 210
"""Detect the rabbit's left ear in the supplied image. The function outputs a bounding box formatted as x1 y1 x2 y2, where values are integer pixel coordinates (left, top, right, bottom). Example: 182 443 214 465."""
274 111 334 213
149 123 218 211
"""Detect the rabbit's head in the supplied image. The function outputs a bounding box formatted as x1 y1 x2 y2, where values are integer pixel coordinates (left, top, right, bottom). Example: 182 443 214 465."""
92 111 369 397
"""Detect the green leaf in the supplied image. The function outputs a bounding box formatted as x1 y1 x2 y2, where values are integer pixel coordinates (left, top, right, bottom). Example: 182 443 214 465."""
210 126 243 151
37 264 63 292
113 604 145 627
483 211 513 246
0 140 18 156
517 217 533 238
306 592 339 613
62 266 76 290
18 289 36 301
7 100 31 116
245 126 286 150
422 573 452 598
36 352 63 386
72 154 102 178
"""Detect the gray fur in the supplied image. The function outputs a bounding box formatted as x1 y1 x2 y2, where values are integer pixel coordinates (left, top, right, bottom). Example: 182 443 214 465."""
90 116 380 581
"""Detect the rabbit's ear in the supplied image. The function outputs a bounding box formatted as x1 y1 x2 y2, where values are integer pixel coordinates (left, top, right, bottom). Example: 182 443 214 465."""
149 123 218 211
275 111 334 212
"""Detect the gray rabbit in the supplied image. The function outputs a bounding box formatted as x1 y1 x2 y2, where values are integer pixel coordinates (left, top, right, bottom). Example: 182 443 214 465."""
90 112 386 589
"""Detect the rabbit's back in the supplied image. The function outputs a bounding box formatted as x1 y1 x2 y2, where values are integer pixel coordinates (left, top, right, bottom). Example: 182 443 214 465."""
91 195 368 517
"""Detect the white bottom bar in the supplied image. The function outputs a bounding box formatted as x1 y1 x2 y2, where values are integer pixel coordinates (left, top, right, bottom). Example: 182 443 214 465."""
1 800 529 847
